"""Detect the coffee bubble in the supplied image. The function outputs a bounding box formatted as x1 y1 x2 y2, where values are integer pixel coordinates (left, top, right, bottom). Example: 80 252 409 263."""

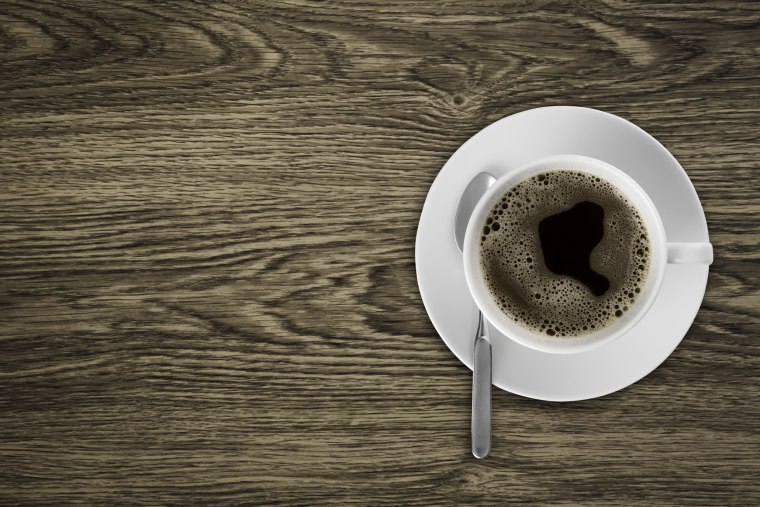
479 170 651 337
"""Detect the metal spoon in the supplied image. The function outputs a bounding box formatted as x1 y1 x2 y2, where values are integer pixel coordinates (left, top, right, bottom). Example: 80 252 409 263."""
454 171 496 459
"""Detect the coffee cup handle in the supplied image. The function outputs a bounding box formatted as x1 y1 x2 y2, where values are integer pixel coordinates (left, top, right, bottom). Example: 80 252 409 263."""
667 242 713 264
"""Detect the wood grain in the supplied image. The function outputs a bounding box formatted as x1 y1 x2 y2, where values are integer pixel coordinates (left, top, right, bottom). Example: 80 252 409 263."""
1 1 759 504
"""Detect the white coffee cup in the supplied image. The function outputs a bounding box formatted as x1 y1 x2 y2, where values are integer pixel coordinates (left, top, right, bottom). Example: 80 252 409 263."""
463 154 713 354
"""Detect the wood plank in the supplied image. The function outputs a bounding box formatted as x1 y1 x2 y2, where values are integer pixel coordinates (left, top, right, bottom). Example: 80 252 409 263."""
1 1 758 504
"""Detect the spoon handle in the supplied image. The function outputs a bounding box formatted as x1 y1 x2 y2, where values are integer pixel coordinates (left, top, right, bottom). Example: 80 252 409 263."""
471 312 491 459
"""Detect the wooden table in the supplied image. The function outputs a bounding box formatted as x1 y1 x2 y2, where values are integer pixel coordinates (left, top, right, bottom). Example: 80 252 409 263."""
2 1 759 504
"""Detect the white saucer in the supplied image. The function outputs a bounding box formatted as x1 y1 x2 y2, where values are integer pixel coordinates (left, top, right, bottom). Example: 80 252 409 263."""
415 106 711 402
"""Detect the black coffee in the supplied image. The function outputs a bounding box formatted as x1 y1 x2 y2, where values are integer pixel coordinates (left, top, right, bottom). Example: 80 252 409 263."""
479 170 651 337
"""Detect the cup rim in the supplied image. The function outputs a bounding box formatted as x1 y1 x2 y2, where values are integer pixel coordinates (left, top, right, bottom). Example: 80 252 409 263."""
462 154 668 354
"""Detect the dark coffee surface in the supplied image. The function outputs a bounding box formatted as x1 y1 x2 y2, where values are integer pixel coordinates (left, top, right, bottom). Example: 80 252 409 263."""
539 201 610 296
479 170 651 337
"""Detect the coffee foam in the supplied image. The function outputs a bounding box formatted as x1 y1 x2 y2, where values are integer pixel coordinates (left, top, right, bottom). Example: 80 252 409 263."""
479 170 651 337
